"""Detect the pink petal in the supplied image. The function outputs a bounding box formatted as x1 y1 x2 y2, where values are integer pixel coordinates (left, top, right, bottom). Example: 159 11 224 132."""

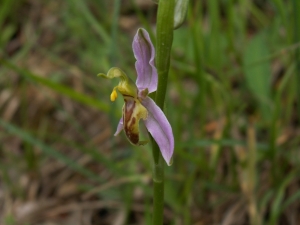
142 97 174 165
114 118 123 136
132 28 158 93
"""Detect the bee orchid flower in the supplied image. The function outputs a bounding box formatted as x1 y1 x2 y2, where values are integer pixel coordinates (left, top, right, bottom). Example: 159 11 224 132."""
98 28 174 165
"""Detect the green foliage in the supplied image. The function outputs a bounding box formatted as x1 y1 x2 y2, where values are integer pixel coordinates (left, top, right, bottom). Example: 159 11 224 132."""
0 119 102 182
0 0 299 224
243 32 272 121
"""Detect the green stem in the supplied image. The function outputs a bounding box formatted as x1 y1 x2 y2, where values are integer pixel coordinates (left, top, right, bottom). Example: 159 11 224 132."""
293 0 300 116
152 0 175 224
155 0 175 108
152 141 165 225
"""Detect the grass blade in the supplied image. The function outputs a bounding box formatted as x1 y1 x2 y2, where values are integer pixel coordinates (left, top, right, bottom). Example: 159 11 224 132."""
0 119 102 183
0 59 110 112
243 33 272 121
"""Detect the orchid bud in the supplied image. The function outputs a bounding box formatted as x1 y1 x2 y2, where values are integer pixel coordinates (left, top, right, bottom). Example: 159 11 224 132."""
174 0 189 29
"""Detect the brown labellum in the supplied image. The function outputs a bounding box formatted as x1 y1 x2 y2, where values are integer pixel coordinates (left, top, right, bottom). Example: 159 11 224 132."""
122 97 148 145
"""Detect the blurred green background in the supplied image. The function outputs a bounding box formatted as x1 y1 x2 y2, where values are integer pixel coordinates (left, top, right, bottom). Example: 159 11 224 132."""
0 0 299 224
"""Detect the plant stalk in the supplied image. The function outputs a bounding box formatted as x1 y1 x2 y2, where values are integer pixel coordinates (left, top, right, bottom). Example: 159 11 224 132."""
152 0 175 224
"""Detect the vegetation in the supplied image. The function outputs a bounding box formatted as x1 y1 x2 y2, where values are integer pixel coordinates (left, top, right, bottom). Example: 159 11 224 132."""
0 0 299 224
